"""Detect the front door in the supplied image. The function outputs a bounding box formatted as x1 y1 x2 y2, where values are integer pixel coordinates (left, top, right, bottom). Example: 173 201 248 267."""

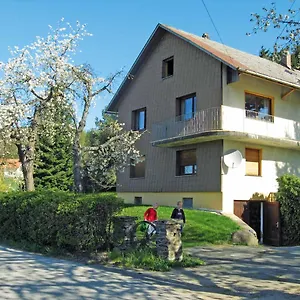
263 202 281 246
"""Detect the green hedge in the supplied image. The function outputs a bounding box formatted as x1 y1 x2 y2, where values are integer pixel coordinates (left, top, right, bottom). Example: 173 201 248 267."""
0 191 123 252
277 174 300 246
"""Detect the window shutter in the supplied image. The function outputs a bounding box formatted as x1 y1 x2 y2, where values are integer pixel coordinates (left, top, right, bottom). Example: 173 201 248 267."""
245 148 259 162
245 148 261 176
180 149 196 166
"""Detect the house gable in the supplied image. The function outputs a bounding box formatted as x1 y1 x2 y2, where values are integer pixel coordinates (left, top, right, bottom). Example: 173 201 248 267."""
107 24 227 112
108 24 300 112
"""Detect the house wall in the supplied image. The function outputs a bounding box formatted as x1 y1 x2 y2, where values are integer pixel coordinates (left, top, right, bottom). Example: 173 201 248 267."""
116 31 223 200
117 140 222 193
119 192 222 211
221 139 300 213
222 70 300 140
220 66 300 213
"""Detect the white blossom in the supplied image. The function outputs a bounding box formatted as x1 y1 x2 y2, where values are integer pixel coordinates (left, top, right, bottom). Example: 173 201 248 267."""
84 121 143 190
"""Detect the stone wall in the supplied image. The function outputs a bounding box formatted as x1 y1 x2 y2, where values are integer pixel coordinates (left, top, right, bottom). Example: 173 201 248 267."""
112 216 138 250
156 220 183 261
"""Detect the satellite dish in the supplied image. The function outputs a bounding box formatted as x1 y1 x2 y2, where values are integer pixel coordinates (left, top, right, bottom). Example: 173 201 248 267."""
223 149 242 168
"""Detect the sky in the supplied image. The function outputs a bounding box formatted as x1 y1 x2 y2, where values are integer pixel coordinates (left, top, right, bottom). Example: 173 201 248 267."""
0 0 295 129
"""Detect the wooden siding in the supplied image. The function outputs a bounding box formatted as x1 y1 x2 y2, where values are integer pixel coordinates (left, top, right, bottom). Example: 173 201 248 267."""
116 32 223 193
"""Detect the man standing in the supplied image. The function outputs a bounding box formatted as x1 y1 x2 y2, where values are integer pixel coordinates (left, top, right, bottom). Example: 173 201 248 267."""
171 201 186 232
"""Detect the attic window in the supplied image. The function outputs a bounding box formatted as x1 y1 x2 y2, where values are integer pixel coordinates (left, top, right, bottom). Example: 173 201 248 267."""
162 56 174 78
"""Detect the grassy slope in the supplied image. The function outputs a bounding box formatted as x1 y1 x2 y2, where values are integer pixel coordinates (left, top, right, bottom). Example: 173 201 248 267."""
118 205 240 247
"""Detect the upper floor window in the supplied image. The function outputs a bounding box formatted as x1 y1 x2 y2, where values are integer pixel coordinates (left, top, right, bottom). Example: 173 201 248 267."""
162 56 174 78
245 148 261 176
177 94 197 121
132 108 146 131
176 149 197 176
245 92 273 122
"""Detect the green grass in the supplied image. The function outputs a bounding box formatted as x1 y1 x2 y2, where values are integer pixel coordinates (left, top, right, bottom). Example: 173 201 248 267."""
118 205 240 247
109 248 204 272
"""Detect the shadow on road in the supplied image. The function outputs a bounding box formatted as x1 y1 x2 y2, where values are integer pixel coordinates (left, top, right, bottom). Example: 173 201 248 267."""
0 245 300 299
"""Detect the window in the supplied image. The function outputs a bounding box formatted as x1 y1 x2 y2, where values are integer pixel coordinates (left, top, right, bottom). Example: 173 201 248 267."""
176 94 197 121
134 197 143 205
130 156 146 178
183 198 193 208
162 56 174 78
176 149 197 176
245 148 261 176
132 108 146 131
245 92 273 122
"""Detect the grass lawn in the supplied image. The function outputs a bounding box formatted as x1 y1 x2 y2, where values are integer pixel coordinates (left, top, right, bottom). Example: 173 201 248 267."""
118 205 240 248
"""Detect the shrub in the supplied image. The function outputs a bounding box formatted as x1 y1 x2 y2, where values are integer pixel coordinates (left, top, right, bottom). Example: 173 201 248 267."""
0 191 123 252
276 174 300 246
109 248 204 272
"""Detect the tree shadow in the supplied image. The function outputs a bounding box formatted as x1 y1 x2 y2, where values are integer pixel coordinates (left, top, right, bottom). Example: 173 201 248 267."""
1 245 300 299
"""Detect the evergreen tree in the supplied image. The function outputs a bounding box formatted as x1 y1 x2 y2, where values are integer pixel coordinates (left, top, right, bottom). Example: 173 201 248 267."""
34 111 73 191
259 46 300 70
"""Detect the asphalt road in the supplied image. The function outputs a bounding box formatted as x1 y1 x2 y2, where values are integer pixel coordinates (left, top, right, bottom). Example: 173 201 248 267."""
0 245 300 299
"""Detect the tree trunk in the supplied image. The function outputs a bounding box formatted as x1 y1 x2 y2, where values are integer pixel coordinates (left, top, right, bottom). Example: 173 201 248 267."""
73 134 83 193
17 144 35 191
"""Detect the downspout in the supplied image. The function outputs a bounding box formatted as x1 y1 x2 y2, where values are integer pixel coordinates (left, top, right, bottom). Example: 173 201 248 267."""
260 201 264 244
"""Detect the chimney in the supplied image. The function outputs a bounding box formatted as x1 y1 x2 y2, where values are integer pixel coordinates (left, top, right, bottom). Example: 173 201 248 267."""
202 33 210 39
281 51 292 69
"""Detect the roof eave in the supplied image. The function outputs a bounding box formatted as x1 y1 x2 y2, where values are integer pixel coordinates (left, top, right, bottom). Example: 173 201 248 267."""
240 69 300 90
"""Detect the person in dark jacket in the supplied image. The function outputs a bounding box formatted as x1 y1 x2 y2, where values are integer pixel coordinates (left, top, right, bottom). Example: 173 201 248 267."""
171 201 186 232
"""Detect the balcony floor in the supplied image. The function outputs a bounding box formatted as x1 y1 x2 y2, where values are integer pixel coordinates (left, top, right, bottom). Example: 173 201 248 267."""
151 130 300 150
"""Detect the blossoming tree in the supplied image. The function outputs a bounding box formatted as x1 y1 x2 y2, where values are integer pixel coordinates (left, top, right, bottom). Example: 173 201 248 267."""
0 20 140 192
84 115 142 191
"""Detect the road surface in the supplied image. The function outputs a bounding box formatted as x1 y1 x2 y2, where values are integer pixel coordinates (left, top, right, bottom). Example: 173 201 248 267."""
0 245 300 299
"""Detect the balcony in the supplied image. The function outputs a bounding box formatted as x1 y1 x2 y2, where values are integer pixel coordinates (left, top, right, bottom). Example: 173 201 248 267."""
151 105 300 149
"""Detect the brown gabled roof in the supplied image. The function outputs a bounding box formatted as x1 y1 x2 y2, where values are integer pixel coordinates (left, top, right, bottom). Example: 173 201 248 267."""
107 23 300 111
163 25 300 88
162 25 248 70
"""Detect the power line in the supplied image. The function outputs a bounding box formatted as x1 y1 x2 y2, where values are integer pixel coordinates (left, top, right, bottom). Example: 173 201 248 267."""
275 0 297 45
201 0 225 46
201 0 235 65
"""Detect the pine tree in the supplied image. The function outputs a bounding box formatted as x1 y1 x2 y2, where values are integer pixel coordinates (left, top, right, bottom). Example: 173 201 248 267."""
259 46 300 70
34 112 73 191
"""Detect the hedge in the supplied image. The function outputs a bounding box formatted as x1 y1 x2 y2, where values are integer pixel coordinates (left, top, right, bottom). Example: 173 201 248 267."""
0 191 123 252
277 174 300 246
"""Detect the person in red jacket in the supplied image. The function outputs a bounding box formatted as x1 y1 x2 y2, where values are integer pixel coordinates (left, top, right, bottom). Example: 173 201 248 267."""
144 203 159 236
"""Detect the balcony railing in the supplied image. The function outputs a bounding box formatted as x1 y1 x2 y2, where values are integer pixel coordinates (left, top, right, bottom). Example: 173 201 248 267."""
152 105 300 143
152 107 222 142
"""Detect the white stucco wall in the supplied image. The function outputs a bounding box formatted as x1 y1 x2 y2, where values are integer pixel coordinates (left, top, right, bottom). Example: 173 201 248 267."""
220 68 300 213
221 139 300 213
222 70 300 141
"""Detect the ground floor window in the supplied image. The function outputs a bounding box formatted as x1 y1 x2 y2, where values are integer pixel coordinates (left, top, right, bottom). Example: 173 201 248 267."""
183 198 193 208
134 197 142 205
176 149 197 176
245 148 261 176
